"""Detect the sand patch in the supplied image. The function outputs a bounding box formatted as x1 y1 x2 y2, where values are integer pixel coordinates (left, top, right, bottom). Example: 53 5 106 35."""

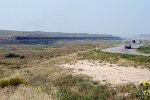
61 60 150 85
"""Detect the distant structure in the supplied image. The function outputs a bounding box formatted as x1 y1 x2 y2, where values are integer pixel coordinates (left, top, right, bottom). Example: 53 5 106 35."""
136 40 141 44
124 39 141 49
132 40 136 44
124 41 132 49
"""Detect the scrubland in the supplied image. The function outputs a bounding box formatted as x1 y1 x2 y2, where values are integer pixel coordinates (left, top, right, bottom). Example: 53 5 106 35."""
0 42 150 100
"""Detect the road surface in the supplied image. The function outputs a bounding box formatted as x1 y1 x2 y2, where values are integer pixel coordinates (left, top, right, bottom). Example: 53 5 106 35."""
102 44 150 56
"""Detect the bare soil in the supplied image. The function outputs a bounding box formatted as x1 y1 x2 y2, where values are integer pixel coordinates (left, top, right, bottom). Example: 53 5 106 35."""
61 60 150 85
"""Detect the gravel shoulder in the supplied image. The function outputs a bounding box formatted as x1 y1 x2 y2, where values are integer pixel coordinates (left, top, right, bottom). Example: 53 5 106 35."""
61 60 150 85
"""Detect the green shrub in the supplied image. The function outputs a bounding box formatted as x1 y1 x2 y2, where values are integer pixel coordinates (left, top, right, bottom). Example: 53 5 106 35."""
0 78 26 88
5 53 20 58
4 53 25 59
137 45 150 54
55 75 117 100
140 82 150 99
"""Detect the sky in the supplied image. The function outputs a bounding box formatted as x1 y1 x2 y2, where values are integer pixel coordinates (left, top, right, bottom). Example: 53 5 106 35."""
0 0 150 37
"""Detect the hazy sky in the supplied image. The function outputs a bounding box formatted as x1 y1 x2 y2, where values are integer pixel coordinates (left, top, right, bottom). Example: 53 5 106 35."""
0 0 150 36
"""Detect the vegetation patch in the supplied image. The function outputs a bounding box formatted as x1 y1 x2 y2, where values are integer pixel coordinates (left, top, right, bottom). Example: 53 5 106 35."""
137 45 150 54
54 75 117 100
46 46 63 48
0 78 27 88
5 53 25 59
53 75 150 100
78 50 150 68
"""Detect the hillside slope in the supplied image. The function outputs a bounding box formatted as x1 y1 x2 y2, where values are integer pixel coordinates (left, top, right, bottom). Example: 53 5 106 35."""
0 30 119 40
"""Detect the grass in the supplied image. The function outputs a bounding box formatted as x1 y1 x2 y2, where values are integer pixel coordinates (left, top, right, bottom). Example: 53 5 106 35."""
2 42 149 100
0 49 6 53
46 46 63 48
52 75 149 100
0 86 54 100
0 78 26 88
137 44 150 54
78 50 150 68
54 75 117 100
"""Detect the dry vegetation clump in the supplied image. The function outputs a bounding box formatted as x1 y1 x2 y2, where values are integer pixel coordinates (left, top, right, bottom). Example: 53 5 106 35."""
4 53 25 59
5 53 20 58
0 86 54 100
0 78 27 88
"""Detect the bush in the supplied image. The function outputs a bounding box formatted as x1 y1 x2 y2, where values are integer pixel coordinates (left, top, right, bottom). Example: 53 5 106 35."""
5 53 20 58
137 45 150 54
20 55 25 59
55 75 117 100
0 78 26 88
5 53 25 59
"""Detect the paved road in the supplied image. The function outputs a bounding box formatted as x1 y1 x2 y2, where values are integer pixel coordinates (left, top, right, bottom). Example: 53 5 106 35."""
102 44 150 56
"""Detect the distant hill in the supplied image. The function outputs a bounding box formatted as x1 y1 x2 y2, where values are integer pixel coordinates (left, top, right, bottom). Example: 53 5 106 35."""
0 30 120 40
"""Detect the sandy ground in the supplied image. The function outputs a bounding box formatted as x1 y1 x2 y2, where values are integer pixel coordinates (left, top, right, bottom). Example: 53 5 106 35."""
61 60 150 85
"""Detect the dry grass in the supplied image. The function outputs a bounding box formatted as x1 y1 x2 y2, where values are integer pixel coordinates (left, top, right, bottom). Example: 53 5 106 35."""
118 59 136 67
78 50 150 69
0 43 85 99
2 42 141 100
0 78 26 88
0 86 55 100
